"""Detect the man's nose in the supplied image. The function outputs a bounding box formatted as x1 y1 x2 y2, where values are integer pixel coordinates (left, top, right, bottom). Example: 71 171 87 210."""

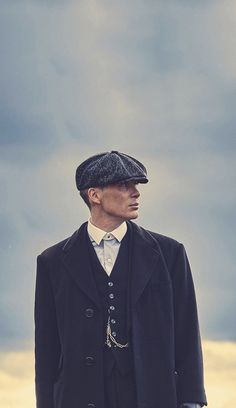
131 185 140 197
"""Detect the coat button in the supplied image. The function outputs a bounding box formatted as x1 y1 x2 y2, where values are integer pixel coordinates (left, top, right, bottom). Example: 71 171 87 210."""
85 356 94 366
88 404 96 408
85 308 94 318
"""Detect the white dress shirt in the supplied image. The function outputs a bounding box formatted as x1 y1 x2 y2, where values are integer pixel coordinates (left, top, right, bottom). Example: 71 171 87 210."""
87 219 127 275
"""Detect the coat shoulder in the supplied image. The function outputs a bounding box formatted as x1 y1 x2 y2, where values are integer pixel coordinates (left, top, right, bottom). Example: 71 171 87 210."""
145 228 183 264
38 229 78 261
131 222 183 267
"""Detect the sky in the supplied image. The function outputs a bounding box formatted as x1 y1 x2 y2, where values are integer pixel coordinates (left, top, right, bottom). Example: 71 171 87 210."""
0 1 236 407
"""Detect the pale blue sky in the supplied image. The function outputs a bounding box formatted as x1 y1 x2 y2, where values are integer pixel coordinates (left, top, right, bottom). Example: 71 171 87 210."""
0 0 235 350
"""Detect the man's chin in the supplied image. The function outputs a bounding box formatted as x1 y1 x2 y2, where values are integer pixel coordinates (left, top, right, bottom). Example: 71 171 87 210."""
113 210 139 222
126 211 139 220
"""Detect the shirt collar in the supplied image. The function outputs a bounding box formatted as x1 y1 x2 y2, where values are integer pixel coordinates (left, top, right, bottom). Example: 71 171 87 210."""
87 219 127 245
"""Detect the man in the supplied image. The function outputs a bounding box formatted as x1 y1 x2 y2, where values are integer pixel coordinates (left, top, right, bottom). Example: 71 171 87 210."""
34 151 207 408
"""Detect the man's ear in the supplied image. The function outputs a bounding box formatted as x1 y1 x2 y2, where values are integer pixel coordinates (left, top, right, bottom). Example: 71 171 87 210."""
87 187 102 205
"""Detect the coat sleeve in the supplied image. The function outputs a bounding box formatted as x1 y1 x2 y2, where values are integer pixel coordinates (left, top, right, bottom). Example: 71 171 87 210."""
171 243 207 406
34 254 61 408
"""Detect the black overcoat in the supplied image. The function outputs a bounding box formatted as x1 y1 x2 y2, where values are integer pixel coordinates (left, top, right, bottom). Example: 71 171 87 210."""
34 221 207 408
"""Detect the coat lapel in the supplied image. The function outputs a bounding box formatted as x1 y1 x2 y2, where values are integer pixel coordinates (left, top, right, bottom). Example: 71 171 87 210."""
128 221 162 308
62 222 101 309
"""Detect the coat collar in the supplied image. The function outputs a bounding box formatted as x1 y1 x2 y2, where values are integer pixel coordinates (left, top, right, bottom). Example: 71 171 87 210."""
62 221 161 309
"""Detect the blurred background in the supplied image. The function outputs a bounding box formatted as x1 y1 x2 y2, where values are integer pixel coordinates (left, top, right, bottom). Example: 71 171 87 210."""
0 1 236 407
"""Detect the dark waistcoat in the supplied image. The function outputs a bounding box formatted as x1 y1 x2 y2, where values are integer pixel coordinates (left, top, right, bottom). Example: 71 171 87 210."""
87 229 134 376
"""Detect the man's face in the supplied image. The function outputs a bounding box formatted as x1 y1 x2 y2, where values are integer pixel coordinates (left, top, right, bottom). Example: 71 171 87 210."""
94 180 140 221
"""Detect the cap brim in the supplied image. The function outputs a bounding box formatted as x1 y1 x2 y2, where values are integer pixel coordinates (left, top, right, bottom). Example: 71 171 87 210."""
85 176 149 189
116 176 149 184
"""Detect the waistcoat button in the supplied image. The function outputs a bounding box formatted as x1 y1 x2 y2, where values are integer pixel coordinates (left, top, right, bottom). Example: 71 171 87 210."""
85 308 94 318
85 356 94 366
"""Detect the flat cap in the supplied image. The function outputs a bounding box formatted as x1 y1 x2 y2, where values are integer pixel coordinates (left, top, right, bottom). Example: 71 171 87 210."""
75 150 148 191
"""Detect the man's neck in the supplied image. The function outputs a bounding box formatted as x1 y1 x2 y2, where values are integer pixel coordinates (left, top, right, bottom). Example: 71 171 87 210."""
89 215 125 232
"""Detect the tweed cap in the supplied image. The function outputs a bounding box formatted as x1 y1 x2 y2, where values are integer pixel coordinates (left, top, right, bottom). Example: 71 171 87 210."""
75 150 148 191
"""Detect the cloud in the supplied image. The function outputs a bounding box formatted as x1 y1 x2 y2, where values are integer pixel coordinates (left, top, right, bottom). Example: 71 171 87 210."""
0 350 35 408
203 341 236 408
1 0 236 159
